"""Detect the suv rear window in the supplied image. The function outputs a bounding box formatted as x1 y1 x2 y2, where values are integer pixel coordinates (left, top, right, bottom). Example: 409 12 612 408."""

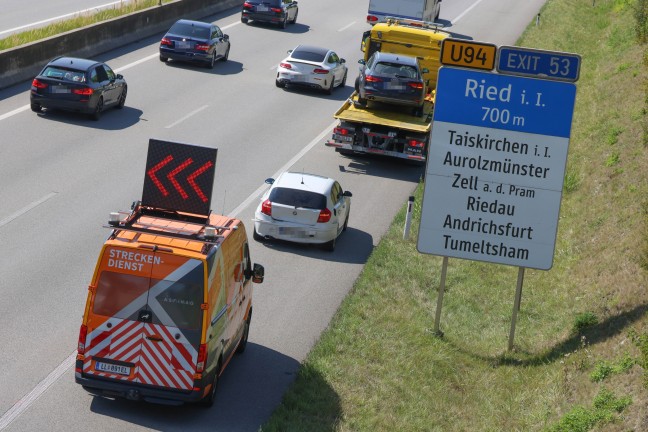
375 62 419 79
270 187 326 209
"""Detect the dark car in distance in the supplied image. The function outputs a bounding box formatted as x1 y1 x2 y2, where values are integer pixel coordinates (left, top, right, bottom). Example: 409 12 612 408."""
30 57 127 121
355 51 428 116
160 19 230 68
241 0 298 28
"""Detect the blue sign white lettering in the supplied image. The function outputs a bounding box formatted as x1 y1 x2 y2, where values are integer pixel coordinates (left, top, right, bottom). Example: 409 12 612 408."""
497 46 581 82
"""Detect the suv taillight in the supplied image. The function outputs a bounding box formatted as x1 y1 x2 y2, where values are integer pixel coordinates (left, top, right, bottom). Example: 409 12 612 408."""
77 324 88 354
271 7 282 13
317 208 332 223
261 199 272 216
196 344 207 373
365 75 382 82
408 82 424 89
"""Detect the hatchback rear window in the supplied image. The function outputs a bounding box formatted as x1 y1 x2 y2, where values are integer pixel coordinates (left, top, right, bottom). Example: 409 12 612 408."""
291 49 327 63
168 22 210 39
270 187 326 209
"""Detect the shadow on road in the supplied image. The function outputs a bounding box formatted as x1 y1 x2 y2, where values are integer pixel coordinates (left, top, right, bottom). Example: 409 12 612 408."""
87 342 340 431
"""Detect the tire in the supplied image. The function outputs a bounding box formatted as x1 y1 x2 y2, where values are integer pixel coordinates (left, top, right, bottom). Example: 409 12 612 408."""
236 310 252 354
30 103 41 113
253 229 263 241
343 211 349 232
207 52 216 69
412 106 423 117
221 45 230 62
354 76 360 92
291 9 298 24
241 17 248 24
200 360 221 408
91 97 103 121
340 71 347 88
325 78 334 95
116 86 127 109
357 96 367 107
159 55 168 62
323 236 336 252
280 16 288 29
275 79 286 88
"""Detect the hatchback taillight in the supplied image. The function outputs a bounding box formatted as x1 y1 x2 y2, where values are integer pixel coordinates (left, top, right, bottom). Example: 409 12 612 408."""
195 44 210 51
313 69 328 74
408 82 424 89
280 62 292 69
196 344 207 373
317 208 332 223
365 75 382 82
271 7 282 13
161 37 172 46
32 79 47 89
261 199 272 216
72 87 93 96
77 324 88 354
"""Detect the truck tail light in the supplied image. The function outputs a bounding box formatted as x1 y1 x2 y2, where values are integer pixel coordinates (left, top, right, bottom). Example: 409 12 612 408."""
334 127 350 136
196 344 207 373
32 79 48 89
78 324 88 354
409 139 425 148
317 208 332 223
261 199 272 216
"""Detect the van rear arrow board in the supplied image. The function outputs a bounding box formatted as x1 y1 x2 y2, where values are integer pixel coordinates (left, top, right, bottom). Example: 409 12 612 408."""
142 139 217 216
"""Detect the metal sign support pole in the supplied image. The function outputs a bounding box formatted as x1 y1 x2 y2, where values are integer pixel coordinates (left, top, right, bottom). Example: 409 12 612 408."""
508 267 525 351
433 256 449 336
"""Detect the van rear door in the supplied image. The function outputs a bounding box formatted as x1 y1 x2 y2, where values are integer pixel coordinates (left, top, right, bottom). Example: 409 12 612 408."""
83 246 205 392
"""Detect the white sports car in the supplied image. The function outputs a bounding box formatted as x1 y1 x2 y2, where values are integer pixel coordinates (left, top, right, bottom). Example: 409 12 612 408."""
253 171 352 251
275 45 348 94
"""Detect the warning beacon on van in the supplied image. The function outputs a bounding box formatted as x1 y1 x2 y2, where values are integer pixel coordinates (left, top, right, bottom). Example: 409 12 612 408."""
75 139 265 407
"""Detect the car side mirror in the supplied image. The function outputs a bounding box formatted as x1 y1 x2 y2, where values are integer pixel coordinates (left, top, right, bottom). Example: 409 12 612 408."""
265 178 275 185
287 49 293 54
116 74 123 80
341 58 346 64
343 191 353 197
358 59 366 65
252 263 265 284
223 34 229 41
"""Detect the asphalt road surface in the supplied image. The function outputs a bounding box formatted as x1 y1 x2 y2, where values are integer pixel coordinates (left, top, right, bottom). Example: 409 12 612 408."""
0 0 546 430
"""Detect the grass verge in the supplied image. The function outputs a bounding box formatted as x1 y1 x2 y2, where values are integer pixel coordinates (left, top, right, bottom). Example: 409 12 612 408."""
0 0 172 51
261 0 648 430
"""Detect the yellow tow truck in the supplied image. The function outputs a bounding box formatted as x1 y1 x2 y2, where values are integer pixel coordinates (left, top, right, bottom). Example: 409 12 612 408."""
325 20 449 162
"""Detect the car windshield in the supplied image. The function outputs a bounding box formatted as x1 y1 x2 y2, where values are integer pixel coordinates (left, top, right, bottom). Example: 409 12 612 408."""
291 49 327 63
269 187 326 209
374 62 418 79
168 22 210 39
42 66 86 82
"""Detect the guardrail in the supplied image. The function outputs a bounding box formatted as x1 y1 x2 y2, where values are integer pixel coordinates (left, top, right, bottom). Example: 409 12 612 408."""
0 0 243 91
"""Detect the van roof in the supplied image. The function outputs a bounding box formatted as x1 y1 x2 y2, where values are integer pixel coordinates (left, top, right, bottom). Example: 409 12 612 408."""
106 206 241 257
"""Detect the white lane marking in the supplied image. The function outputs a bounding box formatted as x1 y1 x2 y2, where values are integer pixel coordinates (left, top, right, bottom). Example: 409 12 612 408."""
0 1 132 37
0 192 58 228
164 105 209 128
338 21 356 32
0 105 29 122
452 0 487 24
0 351 76 430
229 120 338 218
0 120 337 427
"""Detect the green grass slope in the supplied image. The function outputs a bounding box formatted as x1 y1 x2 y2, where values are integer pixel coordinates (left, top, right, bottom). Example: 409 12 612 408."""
261 0 648 430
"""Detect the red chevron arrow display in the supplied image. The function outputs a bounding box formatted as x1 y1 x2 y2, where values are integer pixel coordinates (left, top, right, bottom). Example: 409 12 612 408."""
142 139 218 216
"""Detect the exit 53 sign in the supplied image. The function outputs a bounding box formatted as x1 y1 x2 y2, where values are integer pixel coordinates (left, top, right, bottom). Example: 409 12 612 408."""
142 139 218 216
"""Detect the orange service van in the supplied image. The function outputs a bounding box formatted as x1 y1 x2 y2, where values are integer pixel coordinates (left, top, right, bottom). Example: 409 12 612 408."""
75 139 264 406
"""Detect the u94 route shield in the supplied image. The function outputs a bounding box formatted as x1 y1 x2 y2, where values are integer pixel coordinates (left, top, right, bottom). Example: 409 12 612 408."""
142 139 218 216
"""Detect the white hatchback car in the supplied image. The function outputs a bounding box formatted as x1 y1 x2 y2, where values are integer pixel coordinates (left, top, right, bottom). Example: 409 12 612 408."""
275 45 348 94
253 172 352 251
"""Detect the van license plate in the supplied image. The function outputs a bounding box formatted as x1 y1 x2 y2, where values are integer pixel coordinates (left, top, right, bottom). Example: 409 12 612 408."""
95 361 131 376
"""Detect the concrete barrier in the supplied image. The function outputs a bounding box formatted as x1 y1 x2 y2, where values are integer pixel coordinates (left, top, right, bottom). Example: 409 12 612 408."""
0 0 243 90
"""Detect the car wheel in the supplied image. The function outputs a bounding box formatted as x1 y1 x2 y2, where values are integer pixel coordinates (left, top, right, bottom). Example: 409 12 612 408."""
357 95 367 107
253 229 264 241
275 79 286 88
91 97 103 121
354 76 360 92
200 360 221 408
207 52 216 69
280 16 288 29
291 9 298 24
117 86 127 109
325 78 334 95
159 55 168 63
340 71 347 88
30 103 41 113
222 45 230 62
343 211 350 231
236 310 252 354
323 236 336 252
241 17 248 24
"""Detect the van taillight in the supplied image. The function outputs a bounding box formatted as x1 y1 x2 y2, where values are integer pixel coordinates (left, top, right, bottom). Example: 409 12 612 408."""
261 199 272 216
78 324 88 354
317 208 332 223
196 344 207 373
32 79 47 89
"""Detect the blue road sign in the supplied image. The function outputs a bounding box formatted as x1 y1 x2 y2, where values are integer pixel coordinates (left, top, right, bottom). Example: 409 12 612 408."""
497 46 581 82
434 67 577 137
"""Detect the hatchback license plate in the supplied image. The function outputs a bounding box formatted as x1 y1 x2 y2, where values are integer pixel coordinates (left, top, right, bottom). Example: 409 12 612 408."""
95 361 131 376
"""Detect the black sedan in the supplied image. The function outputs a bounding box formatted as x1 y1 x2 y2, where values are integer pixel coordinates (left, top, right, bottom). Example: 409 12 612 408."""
159 19 230 68
241 0 298 28
30 57 127 121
